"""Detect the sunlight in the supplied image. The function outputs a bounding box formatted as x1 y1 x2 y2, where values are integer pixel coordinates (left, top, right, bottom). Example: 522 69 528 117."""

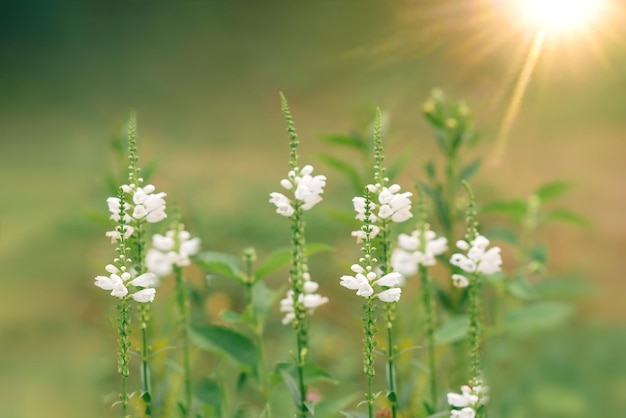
520 0 604 32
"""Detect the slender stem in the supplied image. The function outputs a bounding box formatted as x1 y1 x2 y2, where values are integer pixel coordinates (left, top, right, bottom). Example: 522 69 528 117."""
444 153 457 247
419 265 437 409
383 298 398 417
174 265 192 417
118 297 131 417
290 203 308 417
468 275 482 382
363 297 376 418
379 220 397 418
140 308 152 416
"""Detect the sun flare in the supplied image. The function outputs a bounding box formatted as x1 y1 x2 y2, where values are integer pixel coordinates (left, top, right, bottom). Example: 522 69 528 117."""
520 0 604 32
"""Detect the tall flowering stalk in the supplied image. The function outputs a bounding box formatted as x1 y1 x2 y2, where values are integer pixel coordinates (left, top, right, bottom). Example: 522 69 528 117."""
391 186 448 410
356 108 412 417
146 224 201 417
446 182 501 418
98 114 167 416
269 93 328 417
95 190 159 417
341 188 403 418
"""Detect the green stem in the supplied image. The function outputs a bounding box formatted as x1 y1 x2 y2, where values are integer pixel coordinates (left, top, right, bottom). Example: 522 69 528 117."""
419 265 437 409
379 220 397 418
290 204 308 417
364 297 376 418
118 297 131 418
468 275 482 382
174 265 192 417
385 318 397 418
140 304 152 417
444 153 457 247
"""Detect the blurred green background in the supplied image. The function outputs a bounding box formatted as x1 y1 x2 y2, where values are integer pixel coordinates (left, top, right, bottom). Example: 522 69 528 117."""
1 1 625 417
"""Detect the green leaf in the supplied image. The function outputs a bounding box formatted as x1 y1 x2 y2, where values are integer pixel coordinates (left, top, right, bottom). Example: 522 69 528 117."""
486 225 518 245
275 361 338 385
503 302 573 334
458 158 481 183
546 208 590 226
251 281 281 321
434 316 470 345
320 133 366 150
141 160 159 183
508 276 539 300
254 243 333 280
535 180 573 202
319 154 363 192
482 199 527 221
529 244 548 265
280 370 302 409
189 325 258 373
534 277 595 299
196 377 222 415
219 310 242 323
315 394 360 418
194 251 244 281
424 160 436 180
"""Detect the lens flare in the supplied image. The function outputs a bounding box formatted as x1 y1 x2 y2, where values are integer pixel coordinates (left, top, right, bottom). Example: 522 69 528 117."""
521 0 603 32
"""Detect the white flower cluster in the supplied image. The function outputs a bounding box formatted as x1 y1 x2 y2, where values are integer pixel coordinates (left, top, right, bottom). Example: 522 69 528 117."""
340 264 402 302
351 183 412 242
269 165 327 216
391 230 448 279
449 235 502 288
94 264 157 303
279 273 329 325
447 382 489 418
105 183 167 242
146 229 201 279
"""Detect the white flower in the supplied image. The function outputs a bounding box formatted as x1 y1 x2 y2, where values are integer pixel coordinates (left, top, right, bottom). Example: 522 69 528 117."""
302 293 329 309
132 288 156 303
448 381 489 417
391 249 418 278
351 225 380 243
152 233 175 251
353 196 378 223
391 229 448 280
452 274 469 288
375 185 412 223
146 248 173 277
450 235 502 275
94 274 128 298
450 407 475 418
376 272 402 287
269 192 295 217
106 224 135 241
340 266 402 301
270 165 326 216
280 275 328 325
146 229 201 278
131 272 157 287
377 287 401 302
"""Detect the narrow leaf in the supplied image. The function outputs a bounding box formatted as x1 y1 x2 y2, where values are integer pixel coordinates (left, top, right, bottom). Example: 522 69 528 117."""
434 316 470 345
546 208 590 226
189 325 258 372
535 180 573 202
508 276 539 300
458 158 482 183
194 251 244 281
254 243 333 280
482 199 527 221
320 133 366 150
504 302 573 334
319 154 363 192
